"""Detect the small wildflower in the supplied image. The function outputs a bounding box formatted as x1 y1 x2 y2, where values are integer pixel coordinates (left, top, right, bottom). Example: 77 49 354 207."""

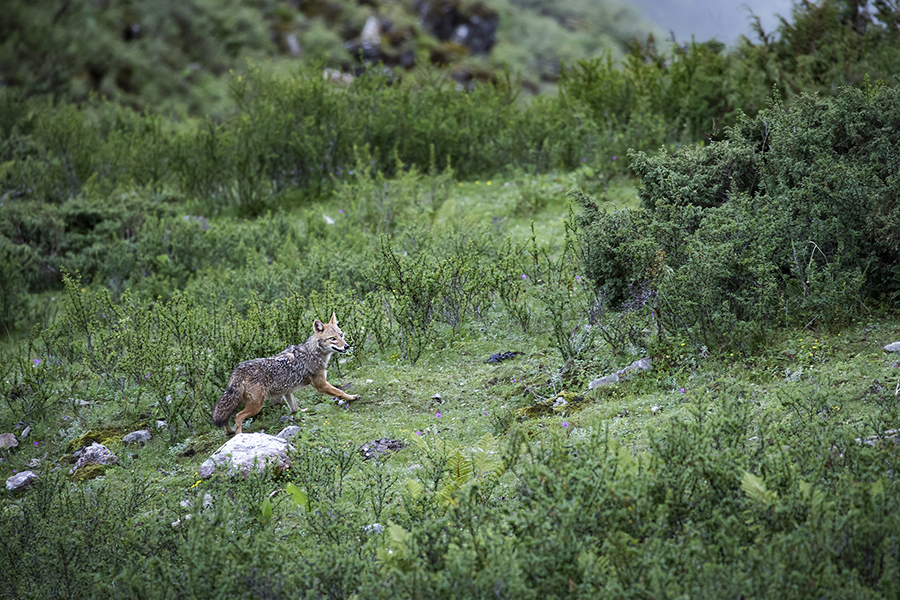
415 431 422 436
680 388 685 393
487 181 492 185
582 158 587 162
33 441 38 446
612 155 617 161
33 359 41 366
436 412 442 418
521 274 527 279
338 209 344 214
484 411 488 416
562 421 569 428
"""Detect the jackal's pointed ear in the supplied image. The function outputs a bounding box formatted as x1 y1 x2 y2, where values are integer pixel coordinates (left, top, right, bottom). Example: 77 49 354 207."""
314 319 325 333
329 312 337 325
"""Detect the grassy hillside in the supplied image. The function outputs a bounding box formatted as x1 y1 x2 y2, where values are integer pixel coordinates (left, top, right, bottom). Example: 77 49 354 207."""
2 1 900 598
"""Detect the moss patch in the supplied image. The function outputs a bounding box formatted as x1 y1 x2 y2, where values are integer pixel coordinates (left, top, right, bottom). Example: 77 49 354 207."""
66 427 126 453
70 463 108 483
517 391 587 419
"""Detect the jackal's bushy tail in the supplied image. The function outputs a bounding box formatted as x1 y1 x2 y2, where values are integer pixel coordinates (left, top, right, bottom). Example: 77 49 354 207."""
212 380 244 427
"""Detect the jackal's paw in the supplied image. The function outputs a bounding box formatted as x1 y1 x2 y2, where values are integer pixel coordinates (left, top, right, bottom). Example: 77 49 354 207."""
348 394 360 401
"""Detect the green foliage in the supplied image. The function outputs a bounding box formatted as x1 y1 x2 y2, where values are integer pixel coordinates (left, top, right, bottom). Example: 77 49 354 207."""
578 82 900 351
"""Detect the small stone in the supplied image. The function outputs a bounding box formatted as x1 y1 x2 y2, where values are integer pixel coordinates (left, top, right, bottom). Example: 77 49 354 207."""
123 430 152 446
21 426 31 439
363 523 384 535
0 433 18 449
358 438 406 461
156 420 167 429
884 342 900 352
431 393 442 401
323 214 335 225
588 373 620 389
276 426 302 441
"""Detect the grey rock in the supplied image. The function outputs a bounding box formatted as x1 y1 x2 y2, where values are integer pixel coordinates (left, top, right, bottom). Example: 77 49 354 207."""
123 430 152 445
21 426 31 439
6 471 38 494
622 357 652 373
589 357 652 389
199 433 293 479
884 342 900 352
0 433 18 449
588 373 620 389
359 438 405 461
276 426 302 441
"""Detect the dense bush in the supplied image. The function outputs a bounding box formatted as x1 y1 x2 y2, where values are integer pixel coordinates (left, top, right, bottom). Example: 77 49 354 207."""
577 81 900 351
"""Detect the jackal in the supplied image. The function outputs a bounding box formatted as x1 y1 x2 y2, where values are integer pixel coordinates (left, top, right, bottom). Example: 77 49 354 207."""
212 313 359 434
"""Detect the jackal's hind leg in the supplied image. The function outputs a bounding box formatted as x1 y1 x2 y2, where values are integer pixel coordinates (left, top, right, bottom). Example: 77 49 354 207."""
285 393 298 413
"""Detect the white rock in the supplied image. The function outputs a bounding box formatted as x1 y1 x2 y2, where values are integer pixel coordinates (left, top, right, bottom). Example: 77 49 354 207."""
70 442 119 473
6 471 38 494
884 342 900 352
199 433 293 479
0 433 18 449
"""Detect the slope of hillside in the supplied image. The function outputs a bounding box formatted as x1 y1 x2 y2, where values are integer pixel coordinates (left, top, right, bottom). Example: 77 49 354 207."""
0 0 656 116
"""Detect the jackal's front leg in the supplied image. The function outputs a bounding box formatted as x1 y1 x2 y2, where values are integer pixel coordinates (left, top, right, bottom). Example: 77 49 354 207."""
311 373 359 402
